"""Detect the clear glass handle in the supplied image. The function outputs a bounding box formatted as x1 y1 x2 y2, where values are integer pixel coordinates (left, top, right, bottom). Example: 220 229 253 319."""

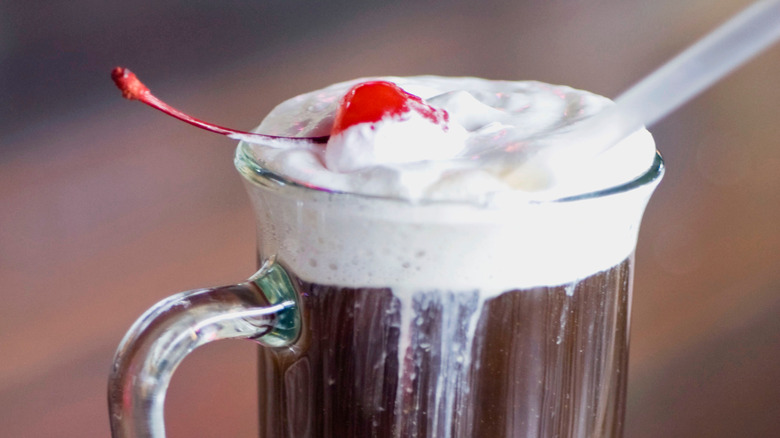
108 262 300 438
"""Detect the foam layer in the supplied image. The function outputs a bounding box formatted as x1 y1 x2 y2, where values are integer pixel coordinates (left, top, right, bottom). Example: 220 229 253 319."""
236 76 662 291
241 153 661 292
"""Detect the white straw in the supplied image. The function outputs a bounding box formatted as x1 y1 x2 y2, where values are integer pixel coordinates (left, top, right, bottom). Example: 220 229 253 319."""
580 0 780 154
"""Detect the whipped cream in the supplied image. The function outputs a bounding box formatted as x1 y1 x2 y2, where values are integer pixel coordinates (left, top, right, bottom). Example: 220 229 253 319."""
247 76 656 202
325 110 467 173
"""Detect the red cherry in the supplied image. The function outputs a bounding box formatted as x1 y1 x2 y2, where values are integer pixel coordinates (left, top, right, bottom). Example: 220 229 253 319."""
331 80 450 137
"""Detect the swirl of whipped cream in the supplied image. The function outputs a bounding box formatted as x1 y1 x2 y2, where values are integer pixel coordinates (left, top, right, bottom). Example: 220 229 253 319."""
248 76 656 202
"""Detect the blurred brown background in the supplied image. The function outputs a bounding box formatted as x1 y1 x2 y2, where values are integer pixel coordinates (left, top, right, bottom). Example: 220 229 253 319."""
1 0 778 436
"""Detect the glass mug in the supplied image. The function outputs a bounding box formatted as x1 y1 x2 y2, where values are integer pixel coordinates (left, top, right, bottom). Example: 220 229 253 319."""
108 141 664 437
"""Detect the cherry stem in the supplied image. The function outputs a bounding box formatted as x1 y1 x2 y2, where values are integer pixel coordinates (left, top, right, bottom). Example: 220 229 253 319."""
111 67 328 144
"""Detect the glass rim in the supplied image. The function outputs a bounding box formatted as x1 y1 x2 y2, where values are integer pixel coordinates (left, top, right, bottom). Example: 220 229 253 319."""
235 141 664 206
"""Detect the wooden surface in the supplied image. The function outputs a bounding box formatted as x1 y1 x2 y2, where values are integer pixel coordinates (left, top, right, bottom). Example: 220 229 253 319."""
2 1 779 436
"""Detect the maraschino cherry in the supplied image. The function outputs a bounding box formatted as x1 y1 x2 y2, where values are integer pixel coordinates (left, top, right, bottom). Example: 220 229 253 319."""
111 68 450 147
331 80 450 136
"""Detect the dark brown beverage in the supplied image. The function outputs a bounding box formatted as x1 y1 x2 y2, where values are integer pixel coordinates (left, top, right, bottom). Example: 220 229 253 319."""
256 258 631 438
